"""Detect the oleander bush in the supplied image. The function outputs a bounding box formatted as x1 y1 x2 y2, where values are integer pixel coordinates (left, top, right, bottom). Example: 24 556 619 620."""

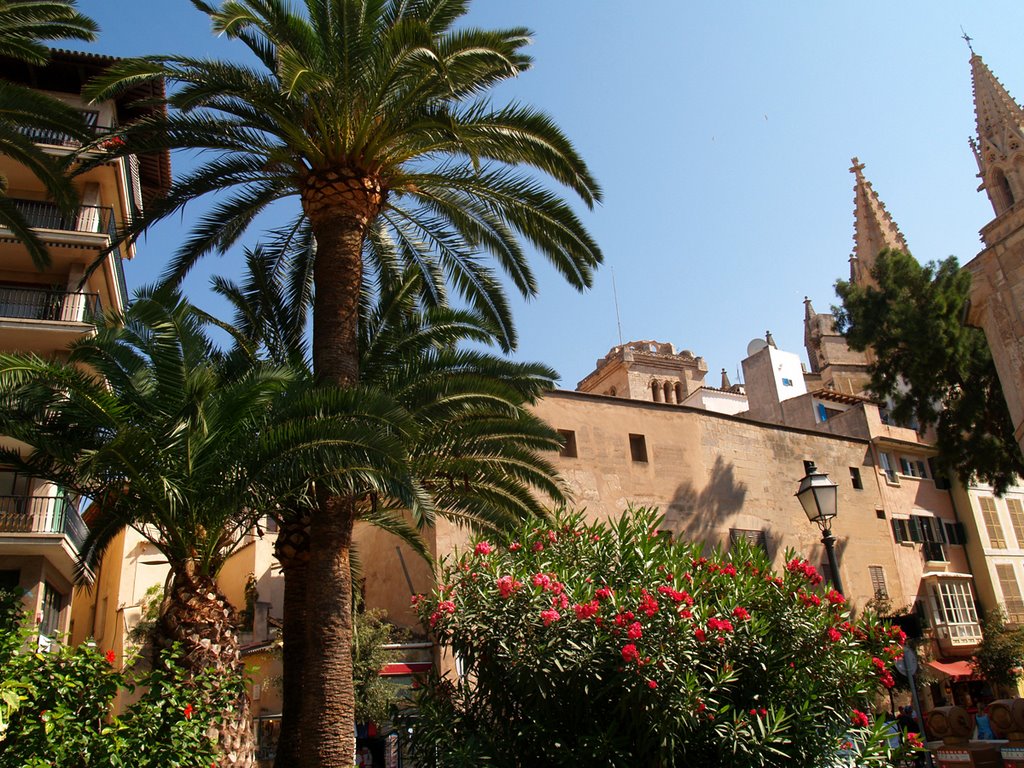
407 508 915 767
0 589 240 767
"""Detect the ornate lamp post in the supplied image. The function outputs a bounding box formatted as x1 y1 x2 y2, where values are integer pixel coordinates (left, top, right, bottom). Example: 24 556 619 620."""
795 462 844 596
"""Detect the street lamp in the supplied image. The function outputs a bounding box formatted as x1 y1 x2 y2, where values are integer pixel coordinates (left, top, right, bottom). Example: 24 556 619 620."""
795 462 844 596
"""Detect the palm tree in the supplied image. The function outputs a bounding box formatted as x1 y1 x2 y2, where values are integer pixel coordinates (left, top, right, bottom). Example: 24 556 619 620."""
213 245 565 765
0 0 98 267
0 291 424 767
83 4 601 762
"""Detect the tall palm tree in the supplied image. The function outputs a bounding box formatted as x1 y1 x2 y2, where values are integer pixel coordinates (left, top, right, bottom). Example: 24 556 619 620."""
0 292 424 767
213 245 565 765
0 0 98 267
83 4 601 762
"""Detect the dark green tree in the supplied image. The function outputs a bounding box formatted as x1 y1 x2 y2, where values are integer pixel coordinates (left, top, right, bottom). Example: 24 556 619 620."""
972 609 1024 691
834 249 1024 494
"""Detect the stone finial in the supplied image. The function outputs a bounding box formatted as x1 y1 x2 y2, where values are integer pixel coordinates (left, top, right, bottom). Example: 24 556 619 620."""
721 368 731 389
850 159 908 288
765 331 776 348
803 296 816 321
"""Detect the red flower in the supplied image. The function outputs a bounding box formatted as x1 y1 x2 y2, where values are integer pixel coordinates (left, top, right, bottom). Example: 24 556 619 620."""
638 589 659 617
721 564 737 577
595 587 613 601
573 600 599 620
532 573 551 589
439 600 456 614
850 709 869 728
826 627 842 642
826 589 845 605
183 703 194 720
540 608 561 627
696 699 706 713
621 643 640 663
474 541 493 556
678 608 692 620
105 650 116 664
693 628 706 642
732 606 750 621
707 617 734 633
496 575 523 599
547 530 558 543
627 621 643 640
907 732 924 749
551 593 569 610
509 542 522 552
531 541 544 552
647 679 658 689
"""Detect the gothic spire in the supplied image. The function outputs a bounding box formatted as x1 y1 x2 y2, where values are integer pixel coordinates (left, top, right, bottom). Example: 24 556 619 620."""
849 157 908 287
721 368 731 390
969 53 1024 216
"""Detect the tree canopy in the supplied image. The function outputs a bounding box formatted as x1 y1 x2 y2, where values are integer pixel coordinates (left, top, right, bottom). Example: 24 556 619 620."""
834 249 1024 494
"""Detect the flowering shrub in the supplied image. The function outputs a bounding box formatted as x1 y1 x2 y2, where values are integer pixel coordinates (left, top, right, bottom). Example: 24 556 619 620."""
407 509 917 767
0 590 238 767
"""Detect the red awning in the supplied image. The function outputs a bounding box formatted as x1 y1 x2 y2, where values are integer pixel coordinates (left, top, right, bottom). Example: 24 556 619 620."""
928 659 976 679
380 662 432 676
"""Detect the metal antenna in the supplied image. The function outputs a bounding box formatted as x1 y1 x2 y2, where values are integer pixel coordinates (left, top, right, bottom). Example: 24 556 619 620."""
961 26 974 54
611 267 624 345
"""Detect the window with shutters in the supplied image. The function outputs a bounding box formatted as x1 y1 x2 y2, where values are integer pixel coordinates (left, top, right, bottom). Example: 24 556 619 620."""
868 566 888 599
996 564 1024 624
729 528 767 552
979 496 1007 548
943 521 966 546
879 452 899 485
1007 498 1024 549
891 517 911 544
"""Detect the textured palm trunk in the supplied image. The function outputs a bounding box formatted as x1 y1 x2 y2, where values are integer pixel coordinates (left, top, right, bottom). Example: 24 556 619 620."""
156 566 255 768
271 510 311 768
300 168 382 768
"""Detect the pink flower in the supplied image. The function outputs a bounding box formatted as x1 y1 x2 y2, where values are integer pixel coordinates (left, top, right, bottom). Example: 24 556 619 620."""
496 575 522 599
531 541 544 552
547 530 557 543
540 609 561 627
732 606 750 621
410 594 424 606
851 709 870 728
627 621 643 640
621 643 640 663
552 593 569 610
532 573 551 589
439 600 456 614
573 600 599 620
509 542 522 552
907 732 924 749
474 541 493 556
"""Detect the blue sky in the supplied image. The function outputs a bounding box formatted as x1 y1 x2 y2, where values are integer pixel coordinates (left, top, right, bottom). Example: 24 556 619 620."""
73 1 1024 388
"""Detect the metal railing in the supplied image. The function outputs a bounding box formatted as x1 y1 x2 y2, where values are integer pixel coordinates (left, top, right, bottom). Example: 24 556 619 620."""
15 110 111 148
922 541 948 563
0 285 100 322
9 199 115 236
0 494 87 552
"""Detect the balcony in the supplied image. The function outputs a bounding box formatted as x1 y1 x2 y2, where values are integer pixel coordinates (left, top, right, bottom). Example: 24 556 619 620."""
0 285 100 323
7 199 120 255
16 109 111 149
0 494 87 553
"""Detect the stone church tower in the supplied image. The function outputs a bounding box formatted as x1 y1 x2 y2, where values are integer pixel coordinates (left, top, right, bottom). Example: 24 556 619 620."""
963 53 1024 453
803 159 907 395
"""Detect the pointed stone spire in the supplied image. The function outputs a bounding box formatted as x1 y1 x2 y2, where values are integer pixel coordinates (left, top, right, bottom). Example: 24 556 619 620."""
803 296 816 322
721 368 731 389
765 330 776 349
969 53 1024 216
849 157 908 287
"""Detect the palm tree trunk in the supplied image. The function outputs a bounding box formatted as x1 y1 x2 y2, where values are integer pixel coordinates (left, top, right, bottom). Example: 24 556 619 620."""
157 567 255 768
301 182 377 767
272 510 311 768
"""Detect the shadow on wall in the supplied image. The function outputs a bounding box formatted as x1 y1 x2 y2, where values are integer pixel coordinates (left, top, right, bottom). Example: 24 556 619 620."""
666 456 748 546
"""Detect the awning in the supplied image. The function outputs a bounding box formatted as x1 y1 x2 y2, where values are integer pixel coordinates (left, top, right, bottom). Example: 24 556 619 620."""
928 659 977 679
380 661 432 676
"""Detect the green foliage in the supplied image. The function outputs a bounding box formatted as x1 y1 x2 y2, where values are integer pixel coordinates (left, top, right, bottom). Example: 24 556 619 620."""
972 609 1024 690
834 249 1024 494
0 604 237 767
126 585 163 648
406 509 917 768
353 608 405 726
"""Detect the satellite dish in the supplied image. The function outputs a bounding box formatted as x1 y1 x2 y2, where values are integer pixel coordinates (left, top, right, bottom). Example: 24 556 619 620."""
746 338 769 357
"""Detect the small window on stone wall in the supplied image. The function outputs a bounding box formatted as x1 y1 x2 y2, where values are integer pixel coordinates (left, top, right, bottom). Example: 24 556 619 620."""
850 467 863 490
557 429 577 458
629 434 648 463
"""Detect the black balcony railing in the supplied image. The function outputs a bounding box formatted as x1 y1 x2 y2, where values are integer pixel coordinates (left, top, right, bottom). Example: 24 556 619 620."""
0 494 87 552
9 199 115 237
16 110 111 148
922 541 948 562
0 284 100 322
